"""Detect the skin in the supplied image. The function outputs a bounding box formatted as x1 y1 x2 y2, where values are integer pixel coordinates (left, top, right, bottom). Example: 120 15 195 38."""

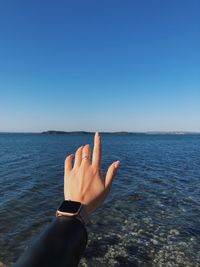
64 132 120 215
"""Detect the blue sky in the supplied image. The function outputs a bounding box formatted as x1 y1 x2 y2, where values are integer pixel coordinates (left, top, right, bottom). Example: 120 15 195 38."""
0 0 199 132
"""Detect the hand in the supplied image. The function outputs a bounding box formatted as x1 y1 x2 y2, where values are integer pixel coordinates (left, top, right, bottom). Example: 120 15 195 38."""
64 132 120 215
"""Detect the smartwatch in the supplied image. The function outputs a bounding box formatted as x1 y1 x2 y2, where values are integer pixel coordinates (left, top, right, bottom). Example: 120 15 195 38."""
56 200 89 225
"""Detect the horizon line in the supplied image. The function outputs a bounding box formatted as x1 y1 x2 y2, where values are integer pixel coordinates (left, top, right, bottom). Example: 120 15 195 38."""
0 130 200 134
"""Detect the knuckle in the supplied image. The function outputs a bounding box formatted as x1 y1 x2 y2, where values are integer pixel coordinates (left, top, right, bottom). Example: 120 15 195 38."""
92 166 100 176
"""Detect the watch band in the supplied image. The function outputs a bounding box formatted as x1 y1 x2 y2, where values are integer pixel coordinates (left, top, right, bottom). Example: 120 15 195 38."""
78 205 89 225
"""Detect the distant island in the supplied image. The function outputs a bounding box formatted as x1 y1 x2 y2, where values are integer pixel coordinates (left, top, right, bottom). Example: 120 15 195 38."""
41 130 200 135
41 130 93 135
41 130 139 135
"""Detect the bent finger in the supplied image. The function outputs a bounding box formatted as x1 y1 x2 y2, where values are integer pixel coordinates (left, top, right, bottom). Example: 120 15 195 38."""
105 161 120 189
81 144 91 165
74 146 83 168
65 154 75 173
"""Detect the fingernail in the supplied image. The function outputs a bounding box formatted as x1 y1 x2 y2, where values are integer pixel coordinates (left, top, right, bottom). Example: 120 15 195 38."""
114 161 120 168
96 132 100 137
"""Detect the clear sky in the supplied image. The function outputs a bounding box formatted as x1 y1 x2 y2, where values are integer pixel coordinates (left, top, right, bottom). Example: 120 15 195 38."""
0 0 199 132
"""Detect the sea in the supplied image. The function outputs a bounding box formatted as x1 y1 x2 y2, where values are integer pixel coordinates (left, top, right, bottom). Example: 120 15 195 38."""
0 133 200 267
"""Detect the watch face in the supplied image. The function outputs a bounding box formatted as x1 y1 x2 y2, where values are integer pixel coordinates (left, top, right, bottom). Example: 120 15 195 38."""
58 201 81 213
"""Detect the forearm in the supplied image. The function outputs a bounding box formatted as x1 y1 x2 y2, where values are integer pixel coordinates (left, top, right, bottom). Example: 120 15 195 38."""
13 216 88 267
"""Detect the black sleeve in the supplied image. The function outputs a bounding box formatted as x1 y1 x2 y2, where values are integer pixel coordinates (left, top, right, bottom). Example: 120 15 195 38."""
13 216 88 267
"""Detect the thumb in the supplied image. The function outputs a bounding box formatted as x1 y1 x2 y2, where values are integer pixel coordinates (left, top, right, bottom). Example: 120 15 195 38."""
105 161 120 189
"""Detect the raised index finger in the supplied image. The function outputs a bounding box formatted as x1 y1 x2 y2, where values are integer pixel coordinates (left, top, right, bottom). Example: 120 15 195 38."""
92 132 101 169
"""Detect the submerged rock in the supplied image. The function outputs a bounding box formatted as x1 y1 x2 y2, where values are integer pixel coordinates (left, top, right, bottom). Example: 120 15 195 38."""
128 193 142 201
150 238 159 245
169 229 180 235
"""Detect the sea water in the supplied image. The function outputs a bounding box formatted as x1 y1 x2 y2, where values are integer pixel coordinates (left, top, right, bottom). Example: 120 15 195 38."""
0 133 200 266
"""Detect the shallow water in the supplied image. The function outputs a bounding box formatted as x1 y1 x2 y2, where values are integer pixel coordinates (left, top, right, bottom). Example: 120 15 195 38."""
0 133 200 266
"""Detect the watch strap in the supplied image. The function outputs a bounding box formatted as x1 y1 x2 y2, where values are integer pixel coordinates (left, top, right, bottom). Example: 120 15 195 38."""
78 205 89 225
